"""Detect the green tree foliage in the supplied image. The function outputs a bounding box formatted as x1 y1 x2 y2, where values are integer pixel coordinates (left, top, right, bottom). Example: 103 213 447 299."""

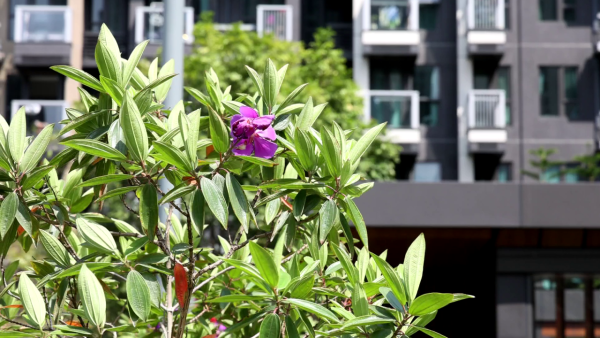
522 147 562 182
0 25 471 337
184 14 400 180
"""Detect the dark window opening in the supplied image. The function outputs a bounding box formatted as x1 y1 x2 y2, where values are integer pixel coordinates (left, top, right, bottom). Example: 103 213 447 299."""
419 3 439 30
540 67 560 116
563 0 576 23
539 0 558 21
564 67 578 119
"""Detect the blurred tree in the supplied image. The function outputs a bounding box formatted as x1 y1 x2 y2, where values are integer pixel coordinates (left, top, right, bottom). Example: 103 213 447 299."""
565 152 600 182
183 13 400 180
522 147 562 182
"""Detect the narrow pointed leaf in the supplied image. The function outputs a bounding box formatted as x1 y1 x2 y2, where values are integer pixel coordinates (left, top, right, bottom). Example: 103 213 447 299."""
226 173 250 233
283 299 339 323
404 233 426 301
20 123 54 173
319 200 339 243
61 139 127 161
370 253 407 306
126 270 151 321
18 274 46 329
78 264 106 328
201 177 228 229
249 241 279 289
344 197 368 248
76 217 118 255
77 174 134 188
0 192 18 239
39 230 72 267
409 293 454 316
139 184 158 241
174 262 189 306
50 66 104 92
8 106 26 163
121 92 148 162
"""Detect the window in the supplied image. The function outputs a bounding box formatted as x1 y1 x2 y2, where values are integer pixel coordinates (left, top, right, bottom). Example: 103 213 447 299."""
539 0 557 21
534 275 598 338
542 165 561 183
371 0 410 30
540 67 560 116
505 0 510 29
414 162 441 182
497 67 512 125
563 0 576 23
8 0 67 40
415 66 440 127
496 163 512 182
419 3 439 30
564 67 578 119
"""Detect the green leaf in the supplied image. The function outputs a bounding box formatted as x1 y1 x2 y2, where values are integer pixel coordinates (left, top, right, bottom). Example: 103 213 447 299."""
404 233 426 302
58 112 101 137
245 65 264 97
50 65 104 92
190 189 205 238
348 123 387 165
249 241 279 289
97 185 139 202
341 315 395 330
263 59 278 109
344 197 368 249
260 313 281 338
100 76 124 105
235 155 278 167
205 294 267 303
158 183 195 205
208 109 230 153
379 287 404 312
20 123 54 174
405 311 437 336
412 326 447 338
370 253 407 307
226 173 250 233
126 270 151 321
56 262 114 278
139 184 158 241
331 243 357 285
201 177 228 229
259 179 324 190
78 264 107 328
39 230 72 267
352 282 369 317
319 200 339 243
296 97 322 131
76 217 118 255
61 139 127 161
121 92 148 163
289 275 314 299
285 316 301 338
95 24 121 83
277 83 307 113
77 174 134 188
121 40 148 87
319 127 342 177
21 165 54 190
8 106 26 163
451 293 475 303
0 192 18 239
184 110 201 168
185 86 212 108
294 129 317 172
152 141 193 173
409 293 454 316
283 299 339 323
223 259 264 282
15 202 32 237
18 274 46 329
154 59 175 102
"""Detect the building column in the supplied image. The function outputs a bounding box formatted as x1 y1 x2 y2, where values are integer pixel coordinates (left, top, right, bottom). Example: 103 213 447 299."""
65 0 84 105
285 0 301 41
353 0 370 123
457 0 474 182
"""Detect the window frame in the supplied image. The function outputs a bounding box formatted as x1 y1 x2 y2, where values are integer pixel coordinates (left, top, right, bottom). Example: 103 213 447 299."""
413 162 442 182
414 65 440 127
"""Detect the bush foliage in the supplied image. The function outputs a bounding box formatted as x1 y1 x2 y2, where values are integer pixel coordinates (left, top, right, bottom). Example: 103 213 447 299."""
0 25 471 337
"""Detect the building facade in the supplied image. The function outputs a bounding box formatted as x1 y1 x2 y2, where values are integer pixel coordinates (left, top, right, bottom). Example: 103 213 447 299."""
3 0 600 337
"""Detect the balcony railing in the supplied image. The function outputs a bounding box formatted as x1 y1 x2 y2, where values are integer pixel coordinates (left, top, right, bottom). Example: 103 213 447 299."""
468 0 505 30
468 90 506 128
11 100 68 135
257 5 293 41
134 5 195 44
366 0 419 31
14 5 72 43
369 90 420 129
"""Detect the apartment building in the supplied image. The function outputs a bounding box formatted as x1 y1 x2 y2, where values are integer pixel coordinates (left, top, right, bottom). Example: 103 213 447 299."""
3 0 600 337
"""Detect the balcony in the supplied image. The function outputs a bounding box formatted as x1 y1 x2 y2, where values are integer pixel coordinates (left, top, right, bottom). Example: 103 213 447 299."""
134 4 195 58
368 90 421 149
467 0 506 54
257 5 294 41
13 5 72 66
468 90 507 152
11 100 68 135
361 0 420 55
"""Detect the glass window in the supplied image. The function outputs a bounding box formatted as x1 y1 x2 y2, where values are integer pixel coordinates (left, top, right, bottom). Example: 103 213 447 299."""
539 0 557 20
414 162 441 182
415 66 440 127
9 0 67 40
419 4 438 30
534 275 557 338
563 0 576 23
496 163 512 182
505 0 510 29
540 67 560 116
370 61 411 90
371 0 410 30
564 163 581 183
497 67 511 125
370 96 413 128
564 67 578 119
542 165 561 183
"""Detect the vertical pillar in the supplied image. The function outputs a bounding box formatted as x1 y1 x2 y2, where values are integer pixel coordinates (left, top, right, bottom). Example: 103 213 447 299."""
65 0 84 105
457 0 474 182
160 0 185 222
353 0 370 123
285 0 302 41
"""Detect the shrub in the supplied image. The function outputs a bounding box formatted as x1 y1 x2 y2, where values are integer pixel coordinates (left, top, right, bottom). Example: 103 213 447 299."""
0 25 471 338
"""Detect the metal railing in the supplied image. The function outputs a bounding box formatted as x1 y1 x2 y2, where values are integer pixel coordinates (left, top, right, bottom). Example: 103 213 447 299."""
467 0 505 30
134 4 195 44
11 100 68 135
14 5 72 43
468 90 506 128
257 5 293 41
368 90 420 129
363 0 419 31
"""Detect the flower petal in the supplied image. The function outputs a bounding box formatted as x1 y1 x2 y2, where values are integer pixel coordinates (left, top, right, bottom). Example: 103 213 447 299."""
253 137 278 159
232 138 254 156
256 126 276 141
253 115 275 129
240 106 258 118
230 115 244 136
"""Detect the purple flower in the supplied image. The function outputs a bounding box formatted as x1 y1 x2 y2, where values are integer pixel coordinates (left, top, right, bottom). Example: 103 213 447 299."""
230 106 277 159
